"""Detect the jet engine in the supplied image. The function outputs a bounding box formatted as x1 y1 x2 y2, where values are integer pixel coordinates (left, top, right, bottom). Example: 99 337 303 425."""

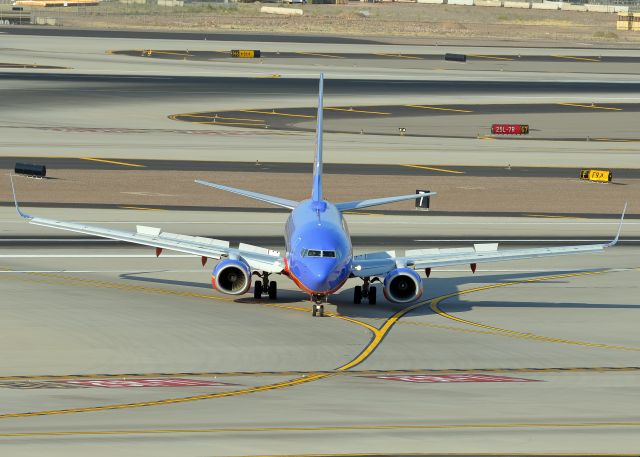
212 259 251 295
383 268 423 303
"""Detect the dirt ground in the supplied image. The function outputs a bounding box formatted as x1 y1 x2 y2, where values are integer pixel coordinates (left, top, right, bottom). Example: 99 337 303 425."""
3 169 637 215
48 2 640 44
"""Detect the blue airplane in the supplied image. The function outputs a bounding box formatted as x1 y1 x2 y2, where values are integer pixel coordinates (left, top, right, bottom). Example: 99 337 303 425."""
11 74 625 317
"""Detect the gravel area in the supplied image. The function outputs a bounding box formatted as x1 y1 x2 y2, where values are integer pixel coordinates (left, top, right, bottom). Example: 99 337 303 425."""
3 169 637 215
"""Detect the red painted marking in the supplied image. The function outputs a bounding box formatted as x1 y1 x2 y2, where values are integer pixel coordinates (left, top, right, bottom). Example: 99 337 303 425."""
155 247 163 257
60 378 237 388
201 256 208 267
368 374 538 383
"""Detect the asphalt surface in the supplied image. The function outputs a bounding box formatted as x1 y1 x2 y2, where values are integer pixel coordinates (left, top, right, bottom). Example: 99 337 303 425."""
171 102 640 139
5 72 640 96
0 26 384 44
114 49 640 63
4 157 640 178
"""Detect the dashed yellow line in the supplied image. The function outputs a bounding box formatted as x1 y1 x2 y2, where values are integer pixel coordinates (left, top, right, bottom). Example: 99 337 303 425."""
79 158 145 168
374 52 422 60
557 103 622 111
240 109 315 119
404 104 473 113
3 421 640 438
400 164 464 174
553 55 601 62
180 114 265 123
296 51 344 59
118 206 164 211
325 107 391 115
525 214 583 219
468 54 515 61
198 121 268 127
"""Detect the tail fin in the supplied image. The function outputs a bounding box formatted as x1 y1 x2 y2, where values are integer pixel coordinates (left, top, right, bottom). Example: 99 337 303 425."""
311 73 324 202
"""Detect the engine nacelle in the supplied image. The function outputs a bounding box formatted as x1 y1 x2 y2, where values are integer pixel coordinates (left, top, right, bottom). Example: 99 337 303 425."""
212 259 251 295
383 268 423 303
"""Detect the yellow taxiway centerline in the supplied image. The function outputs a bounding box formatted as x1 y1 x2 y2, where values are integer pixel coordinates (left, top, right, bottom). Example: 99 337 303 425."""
557 103 622 111
552 55 601 62
468 54 515 61
79 158 145 167
296 51 344 59
374 52 422 59
325 107 391 115
240 109 315 118
401 164 465 174
404 104 473 113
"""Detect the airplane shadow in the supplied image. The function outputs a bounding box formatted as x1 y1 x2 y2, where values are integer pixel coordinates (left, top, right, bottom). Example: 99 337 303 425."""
331 269 635 320
117 268 635 319
118 271 304 305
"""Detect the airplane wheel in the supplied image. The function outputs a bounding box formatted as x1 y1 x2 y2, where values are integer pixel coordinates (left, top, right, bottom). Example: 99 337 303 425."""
354 286 362 304
254 280 262 300
312 304 318 317
319 304 324 317
368 286 377 305
268 281 277 300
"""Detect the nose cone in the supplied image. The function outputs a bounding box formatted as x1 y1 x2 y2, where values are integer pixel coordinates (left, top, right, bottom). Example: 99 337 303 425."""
300 260 335 293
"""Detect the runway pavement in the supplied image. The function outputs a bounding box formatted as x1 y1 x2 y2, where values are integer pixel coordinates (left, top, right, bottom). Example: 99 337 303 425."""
1 29 639 456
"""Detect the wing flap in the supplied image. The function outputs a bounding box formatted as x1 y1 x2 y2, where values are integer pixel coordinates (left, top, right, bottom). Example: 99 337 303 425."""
407 244 606 269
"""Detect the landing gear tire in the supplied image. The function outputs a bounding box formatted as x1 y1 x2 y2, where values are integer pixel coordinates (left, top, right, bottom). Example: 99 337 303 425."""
354 286 362 305
312 304 324 317
368 286 377 305
268 281 277 300
254 280 262 300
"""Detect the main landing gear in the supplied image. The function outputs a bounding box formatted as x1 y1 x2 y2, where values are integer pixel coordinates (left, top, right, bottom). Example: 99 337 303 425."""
354 277 377 305
253 272 277 300
311 294 325 317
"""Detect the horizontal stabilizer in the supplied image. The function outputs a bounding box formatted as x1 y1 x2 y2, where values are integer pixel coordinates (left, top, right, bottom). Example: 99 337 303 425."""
195 180 298 210
335 191 437 212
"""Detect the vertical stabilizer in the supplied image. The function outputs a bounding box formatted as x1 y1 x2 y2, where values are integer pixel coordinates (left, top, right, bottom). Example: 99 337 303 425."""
311 74 324 202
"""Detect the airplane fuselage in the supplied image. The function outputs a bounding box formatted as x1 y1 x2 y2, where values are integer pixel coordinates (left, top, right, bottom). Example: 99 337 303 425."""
284 199 352 296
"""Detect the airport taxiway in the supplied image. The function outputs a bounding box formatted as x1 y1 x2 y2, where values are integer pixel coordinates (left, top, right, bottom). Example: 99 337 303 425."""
1 29 639 456
0 227 638 455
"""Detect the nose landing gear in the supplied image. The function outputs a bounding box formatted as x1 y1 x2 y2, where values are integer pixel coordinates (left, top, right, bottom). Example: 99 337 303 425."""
311 294 325 317
354 277 377 305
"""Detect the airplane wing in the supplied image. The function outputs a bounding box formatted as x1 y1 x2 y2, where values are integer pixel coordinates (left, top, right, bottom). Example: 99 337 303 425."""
351 204 626 278
10 177 284 273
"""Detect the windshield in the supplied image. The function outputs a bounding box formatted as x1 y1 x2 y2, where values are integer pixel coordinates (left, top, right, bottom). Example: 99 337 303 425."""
302 249 336 258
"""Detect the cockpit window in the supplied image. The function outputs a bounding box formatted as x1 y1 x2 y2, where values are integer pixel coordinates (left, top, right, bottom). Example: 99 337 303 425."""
302 249 337 258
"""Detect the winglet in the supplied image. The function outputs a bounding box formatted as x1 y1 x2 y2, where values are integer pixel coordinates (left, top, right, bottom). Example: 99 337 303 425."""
604 202 627 248
311 73 324 203
9 174 33 220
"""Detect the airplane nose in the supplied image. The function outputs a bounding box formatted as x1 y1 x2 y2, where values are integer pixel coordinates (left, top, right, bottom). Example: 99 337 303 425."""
302 262 333 292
